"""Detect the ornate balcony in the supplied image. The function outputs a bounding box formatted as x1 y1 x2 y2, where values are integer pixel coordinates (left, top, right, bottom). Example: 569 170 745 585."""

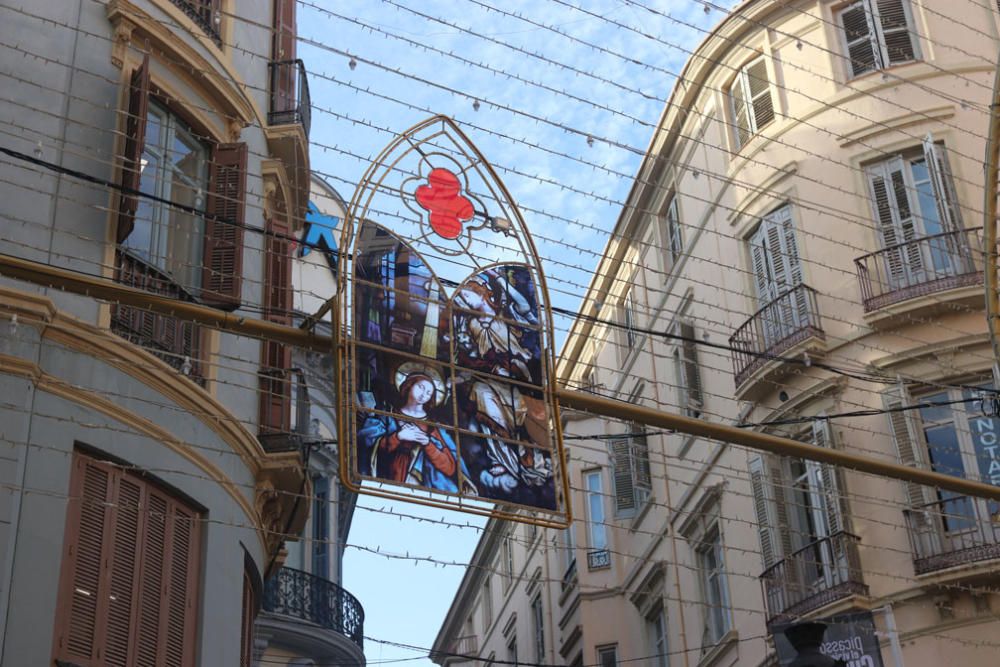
263 567 365 652
729 284 824 388
760 531 867 625
855 228 982 313
169 0 222 44
111 251 201 381
448 635 478 656
269 59 312 138
904 498 1000 575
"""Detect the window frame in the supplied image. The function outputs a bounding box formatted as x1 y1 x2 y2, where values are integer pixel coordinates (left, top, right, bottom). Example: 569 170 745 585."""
695 521 732 647
610 423 652 518
661 194 683 270
727 54 775 150
596 644 618 667
646 605 669 667
622 285 638 350
502 532 515 590
531 594 545 662
836 0 920 79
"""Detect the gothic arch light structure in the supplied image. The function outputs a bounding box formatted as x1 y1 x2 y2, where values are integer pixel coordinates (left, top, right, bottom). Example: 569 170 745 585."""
330 115 571 527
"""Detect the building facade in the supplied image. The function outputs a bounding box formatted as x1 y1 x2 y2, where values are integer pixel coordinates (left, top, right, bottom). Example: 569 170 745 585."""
434 1 1000 666
255 175 366 667
0 0 320 664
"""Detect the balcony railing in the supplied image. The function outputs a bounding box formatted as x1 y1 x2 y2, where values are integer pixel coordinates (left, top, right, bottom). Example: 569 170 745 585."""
729 284 824 388
263 567 365 651
855 228 983 312
760 531 867 624
587 549 611 570
169 0 221 45
269 59 311 138
904 497 1000 575
111 251 201 381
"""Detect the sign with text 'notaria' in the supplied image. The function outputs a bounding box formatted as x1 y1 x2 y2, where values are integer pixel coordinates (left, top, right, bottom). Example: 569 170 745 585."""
333 116 570 527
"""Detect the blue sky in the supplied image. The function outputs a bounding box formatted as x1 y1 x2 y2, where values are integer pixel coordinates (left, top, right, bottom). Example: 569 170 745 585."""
297 2 729 664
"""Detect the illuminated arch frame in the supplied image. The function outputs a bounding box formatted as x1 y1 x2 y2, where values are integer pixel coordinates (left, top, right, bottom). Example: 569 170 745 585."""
331 115 571 528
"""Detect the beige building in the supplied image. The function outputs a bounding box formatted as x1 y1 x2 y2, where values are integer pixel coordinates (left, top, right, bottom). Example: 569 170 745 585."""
432 1 1000 666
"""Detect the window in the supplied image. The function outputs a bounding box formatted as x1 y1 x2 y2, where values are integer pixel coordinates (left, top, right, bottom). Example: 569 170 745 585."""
696 523 732 646
124 100 210 291
611 424 652 516
52 451 200 667
673 321 703 419
728 55 775 149
662 195 683 268
116 56 247 310
622 286 638 349
240 565 258 667
584 470 610 569
259 199 294 435
864 135 969 290
502 533 515 589
113 56 248 377
312 476 330 578
507 635 519 667
749 421 845 569
748 204 809 347
171 0 223 44
482 577 493 631
531 595 545 662
886 384 1000 552
647 607 669 667
597 644 618 667
563 523 577 579
838 0 918 78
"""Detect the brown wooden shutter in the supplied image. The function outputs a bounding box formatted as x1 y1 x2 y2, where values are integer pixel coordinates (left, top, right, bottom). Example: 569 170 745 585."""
53 455 115 666
202 142 247 310
259 209 293 434
117 54 150 244
165 503 199 667
105 476 143 666
273 0 297 61
240 569 257 667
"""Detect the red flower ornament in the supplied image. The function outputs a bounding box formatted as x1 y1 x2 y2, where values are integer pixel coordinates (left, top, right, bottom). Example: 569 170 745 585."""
415 168 474 240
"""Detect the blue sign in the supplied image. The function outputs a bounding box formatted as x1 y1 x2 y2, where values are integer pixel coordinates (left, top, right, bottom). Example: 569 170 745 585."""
301 202 339 271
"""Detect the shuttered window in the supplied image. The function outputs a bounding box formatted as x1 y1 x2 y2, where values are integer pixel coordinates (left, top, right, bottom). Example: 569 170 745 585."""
240 568 257 667
259 207 293 434
838 0 918 78
674 321 704 419
611 425 652 516
728 56 774 150
622 287 638 350
864 136 965 288
662 195 683 269
884 384 937 509
117 54 150 244
53 452 200 667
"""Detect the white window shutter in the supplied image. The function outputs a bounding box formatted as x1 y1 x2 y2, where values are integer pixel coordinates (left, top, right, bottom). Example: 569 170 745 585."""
811 419 845 537
611 437 635 514
883 384 934 508
874 0 917 65
841 1 881 76
922 133 964 231
749 455 777 569
730 71 752 149
746 57 775 130
679 321 703 417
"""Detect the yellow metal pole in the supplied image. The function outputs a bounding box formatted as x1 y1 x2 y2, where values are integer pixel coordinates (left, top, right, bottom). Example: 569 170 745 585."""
5 251 1000 502
985 49 1000 389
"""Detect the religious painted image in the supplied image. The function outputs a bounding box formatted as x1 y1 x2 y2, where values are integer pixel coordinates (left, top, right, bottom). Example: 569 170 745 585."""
450 266 557 507
340 116 568 522
356 360 473 494
354 223 451 362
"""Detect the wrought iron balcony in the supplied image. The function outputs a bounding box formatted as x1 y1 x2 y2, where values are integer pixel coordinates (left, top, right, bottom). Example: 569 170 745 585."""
729 284 824 388
269 59 312 138
111 251 201 381
760 531 867 625
587 549 611 570
904 497 1000 575
169 0 222 44
263 567 365 651
855 228 982 312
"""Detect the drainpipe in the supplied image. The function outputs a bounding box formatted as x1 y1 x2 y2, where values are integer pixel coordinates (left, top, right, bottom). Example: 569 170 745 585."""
873 605 905 667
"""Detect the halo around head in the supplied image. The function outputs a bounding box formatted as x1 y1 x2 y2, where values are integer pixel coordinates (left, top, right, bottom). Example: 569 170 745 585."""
394 362 446 406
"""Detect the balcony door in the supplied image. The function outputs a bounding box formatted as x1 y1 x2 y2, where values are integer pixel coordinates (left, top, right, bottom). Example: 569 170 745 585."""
749 205 805 348
865 135 970 291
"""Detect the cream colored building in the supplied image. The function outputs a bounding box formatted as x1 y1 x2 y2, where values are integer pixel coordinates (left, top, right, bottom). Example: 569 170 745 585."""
433 1 1000 666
